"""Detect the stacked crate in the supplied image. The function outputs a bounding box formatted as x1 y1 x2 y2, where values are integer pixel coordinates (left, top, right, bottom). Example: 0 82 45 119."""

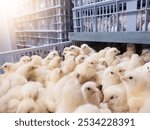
72 0 150 32
15 0 72 48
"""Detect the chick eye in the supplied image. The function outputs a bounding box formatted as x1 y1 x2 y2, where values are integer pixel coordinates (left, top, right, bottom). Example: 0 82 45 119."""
110 96 114 99
147 67 149 69
4 66 7 68
119 70 122 72
53 54 56 56
87 87 91 90
91 62 94 65
81 57 84 60
129 76 133 80
110 71 114 74
114 51 117 52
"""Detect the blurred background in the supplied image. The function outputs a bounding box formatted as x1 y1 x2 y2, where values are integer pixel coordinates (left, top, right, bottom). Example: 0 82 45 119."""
0 0 18 52
0 0 72 52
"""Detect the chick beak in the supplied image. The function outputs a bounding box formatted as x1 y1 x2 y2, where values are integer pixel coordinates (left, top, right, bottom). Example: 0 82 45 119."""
91 90 97 95
116 51 120 55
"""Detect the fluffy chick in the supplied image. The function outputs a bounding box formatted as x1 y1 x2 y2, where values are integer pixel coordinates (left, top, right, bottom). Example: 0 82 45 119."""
75 58 98 84
21 82 43 101
62 54 76 75
15 56 31 68
56 77 85 112
103 85 129 113
74 104 100 113
0 62 16 74
42 50 59 66
121 70 149 112
69 45 81 56
54 72 82 110
140 48 150 63
75 55 88 65
102 66 121 90
16 63 38 81
81 82 102 107
47 56 61 70
31 55 43 66
122 44 136 58
105 47 120 66
80 44 96 55
17 98 39 113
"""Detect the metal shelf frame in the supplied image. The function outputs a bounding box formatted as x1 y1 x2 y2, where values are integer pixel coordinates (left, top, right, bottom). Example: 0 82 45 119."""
14 0 73 48
69 32 150 44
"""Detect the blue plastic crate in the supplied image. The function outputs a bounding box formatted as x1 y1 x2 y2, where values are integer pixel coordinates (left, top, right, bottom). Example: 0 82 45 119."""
72 0 150 32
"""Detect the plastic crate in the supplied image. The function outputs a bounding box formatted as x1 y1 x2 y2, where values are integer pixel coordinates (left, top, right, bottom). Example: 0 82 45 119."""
15 0 73 48
0 41 73 74
72 0 150 32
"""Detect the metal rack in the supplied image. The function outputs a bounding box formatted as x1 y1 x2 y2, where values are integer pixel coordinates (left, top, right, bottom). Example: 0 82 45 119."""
14 0 73 49
70 0 150 44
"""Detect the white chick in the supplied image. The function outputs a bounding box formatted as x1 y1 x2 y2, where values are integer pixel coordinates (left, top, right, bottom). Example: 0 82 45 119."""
140 48 150 63
75 58 98 84
102 66 121 90
0 86 22 112
33 66 51 86
139 92 150 113
0 79 11 97
7 99 21 113
121 70 149 112
99 103 112 113
64 47 71 52
21 81 43 100
17 98 39 113
81 82 102 107
0 73 27 97
103 85 129 113
98 49 107 58
94 70 105 86
42 50 59 66
62 54 76 75
31 55 42 66
36 87 56 113
19 56 31 63
105 47 120 66
74 104 100 113
54 73 82 110
98 58 108 68
122 44 136 58
56 77 85 113
69 45 81 56
47 56 61 70
15 56 31 68
0 62 16 74
45 68 63 87
127 54 144 71
64 51 76 61
16 63 38 81
75 55 88 65
80 44 96 55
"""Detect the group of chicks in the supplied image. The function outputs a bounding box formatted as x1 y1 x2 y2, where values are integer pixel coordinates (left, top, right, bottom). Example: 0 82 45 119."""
0 43 150 113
